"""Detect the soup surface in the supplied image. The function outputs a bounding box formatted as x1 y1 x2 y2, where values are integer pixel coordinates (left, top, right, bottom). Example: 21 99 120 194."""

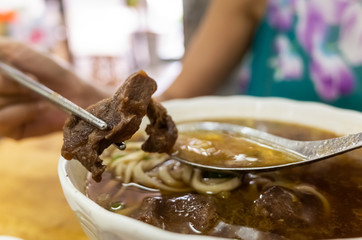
173 128 300 168
86 119 362 240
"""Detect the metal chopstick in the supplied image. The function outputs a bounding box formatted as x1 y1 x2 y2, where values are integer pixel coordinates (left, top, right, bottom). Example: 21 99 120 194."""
0 61 108 130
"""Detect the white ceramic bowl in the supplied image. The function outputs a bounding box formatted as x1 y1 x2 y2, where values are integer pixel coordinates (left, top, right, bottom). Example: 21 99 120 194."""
58 96 362 240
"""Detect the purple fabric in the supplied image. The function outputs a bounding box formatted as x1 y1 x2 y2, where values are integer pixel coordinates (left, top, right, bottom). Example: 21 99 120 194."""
268 0 295 31
296 3 327 54
310 55 355 101
264 0 358 101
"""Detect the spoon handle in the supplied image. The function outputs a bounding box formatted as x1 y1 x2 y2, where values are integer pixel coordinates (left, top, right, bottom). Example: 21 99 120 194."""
0 62 108 130
212 122 362 161
234 124 362 161
291 132 362 161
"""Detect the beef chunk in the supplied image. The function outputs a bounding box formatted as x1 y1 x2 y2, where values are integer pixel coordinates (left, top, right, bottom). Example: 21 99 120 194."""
61 71 178 182
253 185 324 227
129 193 219 234
253 186 303 223
142 100 178 153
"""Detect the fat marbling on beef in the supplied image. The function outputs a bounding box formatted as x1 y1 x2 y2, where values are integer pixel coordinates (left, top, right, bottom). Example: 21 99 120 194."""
61 70 178 182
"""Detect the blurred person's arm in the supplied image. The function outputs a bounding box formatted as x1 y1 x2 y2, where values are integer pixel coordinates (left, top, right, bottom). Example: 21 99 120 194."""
158 0 266 101
0 38 110 140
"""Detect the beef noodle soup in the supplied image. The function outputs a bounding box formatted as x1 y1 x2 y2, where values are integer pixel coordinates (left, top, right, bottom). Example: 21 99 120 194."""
86 119 362 239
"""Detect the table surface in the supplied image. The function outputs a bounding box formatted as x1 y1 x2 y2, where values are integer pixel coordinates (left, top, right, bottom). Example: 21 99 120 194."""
0 132 87 240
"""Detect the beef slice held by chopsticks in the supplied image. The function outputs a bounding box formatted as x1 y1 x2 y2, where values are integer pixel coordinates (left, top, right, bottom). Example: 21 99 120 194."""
61 70 178 182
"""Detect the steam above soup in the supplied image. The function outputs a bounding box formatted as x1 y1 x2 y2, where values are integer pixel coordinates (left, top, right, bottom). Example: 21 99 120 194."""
86 119 362 240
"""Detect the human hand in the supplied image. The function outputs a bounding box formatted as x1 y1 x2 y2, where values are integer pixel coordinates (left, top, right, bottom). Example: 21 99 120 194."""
0 38 109 139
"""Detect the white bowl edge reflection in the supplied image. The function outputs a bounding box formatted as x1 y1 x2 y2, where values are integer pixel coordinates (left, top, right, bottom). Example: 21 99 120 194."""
58 96 362 240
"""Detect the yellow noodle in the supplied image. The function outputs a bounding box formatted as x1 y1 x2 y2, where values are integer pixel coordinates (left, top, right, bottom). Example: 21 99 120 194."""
104 142 245 195
181 165 193 184
124 160 138 183
114 162 126 178
168 161 183 179
110 151 144 168
133 160 191 192
158 164 187 188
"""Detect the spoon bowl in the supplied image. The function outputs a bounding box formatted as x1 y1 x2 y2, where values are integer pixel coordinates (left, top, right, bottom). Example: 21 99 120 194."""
171 121 362 172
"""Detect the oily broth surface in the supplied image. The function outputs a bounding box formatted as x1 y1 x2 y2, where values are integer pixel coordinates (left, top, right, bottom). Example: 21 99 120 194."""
173 130 300 168
86 119 362 239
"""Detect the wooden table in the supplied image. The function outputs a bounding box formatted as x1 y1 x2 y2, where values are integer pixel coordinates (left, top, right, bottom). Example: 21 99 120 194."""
0 132 87 240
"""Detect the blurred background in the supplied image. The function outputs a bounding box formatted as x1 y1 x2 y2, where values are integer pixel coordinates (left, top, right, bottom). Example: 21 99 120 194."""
0 0 212 95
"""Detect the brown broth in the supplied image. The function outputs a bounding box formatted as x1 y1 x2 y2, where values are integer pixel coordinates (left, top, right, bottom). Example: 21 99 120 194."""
173 130 301 168
86 119 362 239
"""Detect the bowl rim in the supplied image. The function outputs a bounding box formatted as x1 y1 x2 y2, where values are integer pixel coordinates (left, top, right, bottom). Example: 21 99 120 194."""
58 95 362 240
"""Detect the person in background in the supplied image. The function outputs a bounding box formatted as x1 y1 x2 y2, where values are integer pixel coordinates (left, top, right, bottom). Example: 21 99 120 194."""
0 39 110 139
1 0 362 140
159 0 362 112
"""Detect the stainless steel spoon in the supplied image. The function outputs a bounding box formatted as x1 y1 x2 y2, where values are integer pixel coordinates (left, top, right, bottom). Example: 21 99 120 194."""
171 121 362 171
0 61 126 150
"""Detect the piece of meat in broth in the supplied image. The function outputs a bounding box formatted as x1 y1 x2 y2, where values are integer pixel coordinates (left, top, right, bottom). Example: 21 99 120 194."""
129 193 218 234
61 70 177 182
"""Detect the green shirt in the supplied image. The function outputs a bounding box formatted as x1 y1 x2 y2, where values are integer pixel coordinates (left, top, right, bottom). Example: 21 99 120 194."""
244 0 362 112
